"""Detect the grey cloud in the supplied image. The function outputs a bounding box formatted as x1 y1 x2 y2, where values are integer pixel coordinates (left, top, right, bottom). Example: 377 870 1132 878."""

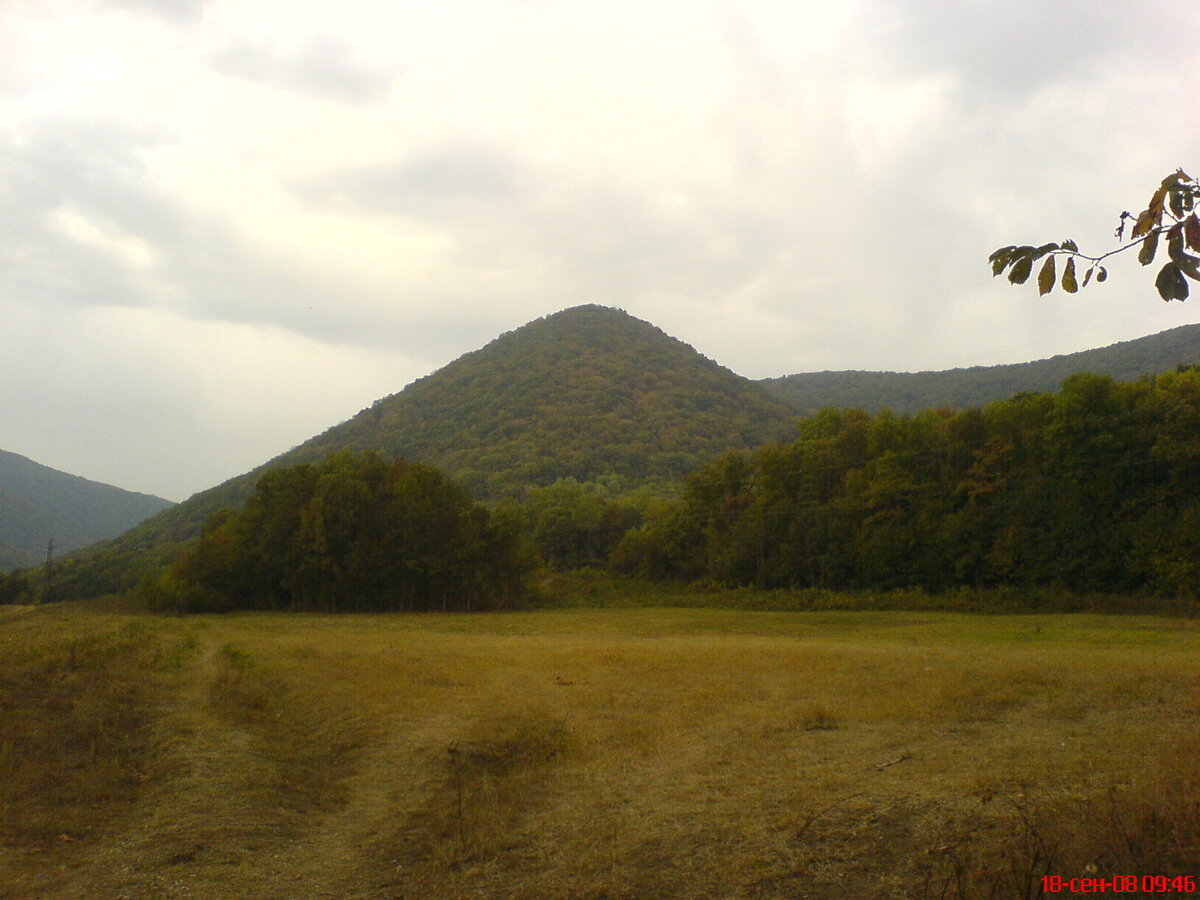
101 0 208 23
0 117 409 351
298 145 523 222
209 36 394 103
294 143 790 307
0 119 166 310
859 0 1197 103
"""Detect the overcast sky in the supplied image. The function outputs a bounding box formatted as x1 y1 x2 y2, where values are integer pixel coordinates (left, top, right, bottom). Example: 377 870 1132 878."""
3 0 1199 501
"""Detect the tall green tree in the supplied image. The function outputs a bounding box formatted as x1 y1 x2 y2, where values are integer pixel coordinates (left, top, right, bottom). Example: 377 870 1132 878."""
168 451 535 612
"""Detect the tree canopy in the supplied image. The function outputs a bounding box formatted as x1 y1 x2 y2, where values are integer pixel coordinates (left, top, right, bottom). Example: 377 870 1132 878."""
613 368 1200 603
159 451 536 613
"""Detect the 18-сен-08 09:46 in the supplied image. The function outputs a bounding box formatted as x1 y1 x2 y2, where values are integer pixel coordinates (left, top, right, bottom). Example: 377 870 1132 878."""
1041 875 1197 894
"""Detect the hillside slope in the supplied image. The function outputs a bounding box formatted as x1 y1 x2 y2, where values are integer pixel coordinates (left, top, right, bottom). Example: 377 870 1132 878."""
82 305 800 565
302 303 799 495
760 323 1200 413
0 450 173 571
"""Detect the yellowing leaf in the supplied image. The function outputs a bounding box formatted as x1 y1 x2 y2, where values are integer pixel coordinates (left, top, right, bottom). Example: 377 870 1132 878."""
1062 257 1078 293
1131 209 1157 239
1037 255 1056 295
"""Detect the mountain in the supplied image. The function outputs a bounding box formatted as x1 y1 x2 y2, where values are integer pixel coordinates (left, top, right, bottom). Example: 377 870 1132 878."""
55 309 1200 599
759 323 1200 413
299 304 800 493
74 305 800 573
0 450 174 571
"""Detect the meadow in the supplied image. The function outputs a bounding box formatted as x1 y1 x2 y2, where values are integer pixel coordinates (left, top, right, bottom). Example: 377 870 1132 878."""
1 604 1197 899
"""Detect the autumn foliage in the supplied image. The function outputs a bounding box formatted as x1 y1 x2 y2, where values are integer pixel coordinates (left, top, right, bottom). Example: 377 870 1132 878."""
991 168 1200 301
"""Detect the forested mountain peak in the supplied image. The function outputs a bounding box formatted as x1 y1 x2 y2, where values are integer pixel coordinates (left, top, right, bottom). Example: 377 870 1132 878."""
84 305 798 575
299 303 799 497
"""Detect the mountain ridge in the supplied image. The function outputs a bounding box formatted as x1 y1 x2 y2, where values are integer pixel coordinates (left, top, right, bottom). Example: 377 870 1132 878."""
0 449 174 571
43 308 1200 597
759 323 1200 413
72 304 799 572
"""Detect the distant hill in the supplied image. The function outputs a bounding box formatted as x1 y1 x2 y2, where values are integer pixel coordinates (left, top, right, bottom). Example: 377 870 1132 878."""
0 450 174 571
759 324 1200 413
77 305 800 573
55 311 1200 599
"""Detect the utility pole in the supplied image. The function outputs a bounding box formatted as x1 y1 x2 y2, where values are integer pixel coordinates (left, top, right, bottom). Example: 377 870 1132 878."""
43 537 54 604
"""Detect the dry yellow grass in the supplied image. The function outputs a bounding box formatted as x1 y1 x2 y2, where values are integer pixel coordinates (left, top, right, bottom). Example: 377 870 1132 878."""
1 606 1197 898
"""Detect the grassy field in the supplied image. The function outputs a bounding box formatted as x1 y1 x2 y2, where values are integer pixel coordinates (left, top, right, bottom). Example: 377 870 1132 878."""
1 604 1197 899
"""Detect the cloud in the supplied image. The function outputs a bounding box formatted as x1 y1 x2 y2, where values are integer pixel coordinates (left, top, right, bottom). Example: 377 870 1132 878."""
859 0 1197 104
0 118 167 310
0 116 421 354
101 0 208 24
209 35 394 103
3 0 1199 499
0 301 422 501
294 141 790 314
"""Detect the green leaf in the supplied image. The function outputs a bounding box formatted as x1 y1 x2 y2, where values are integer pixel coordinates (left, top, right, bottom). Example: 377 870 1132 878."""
1170 189 1186 219
1033 243 1059 259
1097 267 1108 283
1082 265 1095 288
1008 255 1033 285
989 246 1017 276
1062 257 1078 293
1060 238 1079 253
1037 255 1056 295
1168 224 1186 263
1138 230 1160 266
1155 262 1189 301
1178 254 1200 281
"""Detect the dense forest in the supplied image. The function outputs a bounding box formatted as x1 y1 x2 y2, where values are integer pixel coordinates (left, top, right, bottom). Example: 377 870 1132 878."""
38 305 797 598
9 308 1200 611
111 305 790 542
299 304 798 497
150 451 535 613
760 323 1200 414
614 369 1200 601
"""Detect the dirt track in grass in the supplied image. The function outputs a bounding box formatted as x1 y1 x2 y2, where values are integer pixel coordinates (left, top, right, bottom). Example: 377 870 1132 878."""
2 607 1197 899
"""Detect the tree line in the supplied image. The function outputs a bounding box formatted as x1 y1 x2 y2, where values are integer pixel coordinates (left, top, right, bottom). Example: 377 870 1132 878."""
612 369 1200 601
147 451 536 612
7 369 1200 612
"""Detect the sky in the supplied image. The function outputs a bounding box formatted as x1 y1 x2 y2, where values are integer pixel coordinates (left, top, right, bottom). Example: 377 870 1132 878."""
3 0 1199 502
